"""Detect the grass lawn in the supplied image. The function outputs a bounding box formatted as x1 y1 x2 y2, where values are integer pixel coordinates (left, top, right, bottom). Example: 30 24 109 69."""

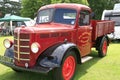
0 36 120 80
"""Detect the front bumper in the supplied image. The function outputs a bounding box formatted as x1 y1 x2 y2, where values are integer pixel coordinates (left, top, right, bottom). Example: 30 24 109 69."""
0 55 51 74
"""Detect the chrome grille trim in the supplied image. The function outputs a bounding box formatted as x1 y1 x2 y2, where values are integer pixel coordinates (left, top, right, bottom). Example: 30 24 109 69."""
14 38 18 40
14 38 30 41
14 45 17 47
14 45 29 48
14 56 30 61
14 50 30 54
17 29 20 61
20 46 29 48
20 39 30 41
14 32 30 62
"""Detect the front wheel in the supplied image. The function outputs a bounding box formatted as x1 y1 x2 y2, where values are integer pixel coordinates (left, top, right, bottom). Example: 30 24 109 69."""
53 51 77 80
98 37 108 57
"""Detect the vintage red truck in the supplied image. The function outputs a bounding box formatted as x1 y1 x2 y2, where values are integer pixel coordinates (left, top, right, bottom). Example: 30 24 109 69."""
0 3 114 80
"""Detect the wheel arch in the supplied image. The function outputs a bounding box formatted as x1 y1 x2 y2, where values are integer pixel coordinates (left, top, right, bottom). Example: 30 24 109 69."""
105 35 110 46
4 45 14 58
62 47 81 64
38 42 81 70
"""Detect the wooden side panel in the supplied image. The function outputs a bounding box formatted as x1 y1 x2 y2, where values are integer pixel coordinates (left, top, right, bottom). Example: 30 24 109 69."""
91 20 114 41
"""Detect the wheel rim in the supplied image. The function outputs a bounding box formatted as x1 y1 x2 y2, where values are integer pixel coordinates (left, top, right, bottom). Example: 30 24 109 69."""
62 56 76 80
102 40 107 55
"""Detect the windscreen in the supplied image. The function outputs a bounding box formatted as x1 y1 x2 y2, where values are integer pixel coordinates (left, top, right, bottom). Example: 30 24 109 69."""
53 8 77 25
37 9 54 23
37 8 77 25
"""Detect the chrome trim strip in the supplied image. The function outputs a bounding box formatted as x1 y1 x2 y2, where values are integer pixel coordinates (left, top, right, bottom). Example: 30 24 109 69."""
14 38 30 41
20 52 30 54
14 56 17 59
14 51 30 54
14 56 30 61
14 45 17 47
14 38 18 40
14 50 18 53
20 39 30 41
17 29 20 61
20 46 29 48
14 45 29 48
20 58 30 61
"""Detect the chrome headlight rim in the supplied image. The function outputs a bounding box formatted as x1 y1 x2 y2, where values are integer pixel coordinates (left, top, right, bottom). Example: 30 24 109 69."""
31 42 40 54
3 39 13 49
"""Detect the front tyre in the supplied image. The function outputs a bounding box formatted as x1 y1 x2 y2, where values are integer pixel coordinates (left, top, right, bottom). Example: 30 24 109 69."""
54 51 77 80
98 37 108 57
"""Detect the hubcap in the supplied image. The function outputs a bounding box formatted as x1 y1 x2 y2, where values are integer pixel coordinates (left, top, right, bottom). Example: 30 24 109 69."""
102 40 107 55
62 56 76 80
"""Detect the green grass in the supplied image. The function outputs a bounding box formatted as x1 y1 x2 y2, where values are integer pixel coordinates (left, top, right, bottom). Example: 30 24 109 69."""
0 36 120 80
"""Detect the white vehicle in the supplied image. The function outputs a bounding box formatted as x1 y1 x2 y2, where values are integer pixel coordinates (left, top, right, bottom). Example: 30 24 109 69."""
113 3 120 10
101 4 120 39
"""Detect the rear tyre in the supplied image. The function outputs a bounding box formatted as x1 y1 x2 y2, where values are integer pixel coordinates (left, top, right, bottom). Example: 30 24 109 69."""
53 50 77 80
98 37 108 57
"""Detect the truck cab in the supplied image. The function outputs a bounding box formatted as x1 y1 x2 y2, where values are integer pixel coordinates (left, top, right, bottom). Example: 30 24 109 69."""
0 3 114 80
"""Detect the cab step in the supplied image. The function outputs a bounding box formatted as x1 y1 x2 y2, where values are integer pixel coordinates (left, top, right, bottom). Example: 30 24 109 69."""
81 56 93 63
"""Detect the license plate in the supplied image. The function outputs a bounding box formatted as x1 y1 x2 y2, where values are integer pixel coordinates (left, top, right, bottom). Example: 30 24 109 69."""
0 55 13 63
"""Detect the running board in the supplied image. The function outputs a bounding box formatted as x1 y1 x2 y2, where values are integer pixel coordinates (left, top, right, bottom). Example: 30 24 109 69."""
81 56 93 63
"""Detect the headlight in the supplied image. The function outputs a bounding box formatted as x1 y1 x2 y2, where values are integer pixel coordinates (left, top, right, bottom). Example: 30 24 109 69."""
3 39 13 49
31 42 40 53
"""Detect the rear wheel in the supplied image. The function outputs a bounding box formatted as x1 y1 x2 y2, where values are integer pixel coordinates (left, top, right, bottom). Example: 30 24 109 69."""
53 51 77 80
98 37 108 57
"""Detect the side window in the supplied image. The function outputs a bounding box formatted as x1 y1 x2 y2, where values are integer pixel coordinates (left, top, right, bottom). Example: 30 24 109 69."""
79 11 90 26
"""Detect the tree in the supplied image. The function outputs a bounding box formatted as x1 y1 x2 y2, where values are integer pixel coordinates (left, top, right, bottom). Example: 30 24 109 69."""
21 0 89 19
52 0 88 5
21 0 51 19
0 0 21 18
88 0 120 19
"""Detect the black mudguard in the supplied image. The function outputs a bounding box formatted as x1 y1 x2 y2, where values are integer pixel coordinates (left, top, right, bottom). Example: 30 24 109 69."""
39 43 80 69
4 45 14 58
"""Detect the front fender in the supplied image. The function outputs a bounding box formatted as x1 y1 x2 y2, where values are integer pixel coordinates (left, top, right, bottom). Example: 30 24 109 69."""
4 45 14 58
39 43 79 68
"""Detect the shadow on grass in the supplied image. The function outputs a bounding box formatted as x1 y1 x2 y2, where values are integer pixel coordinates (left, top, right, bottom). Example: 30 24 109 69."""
0 50 102 80
111 39 120 44
0 70 53 80
74 50 102 80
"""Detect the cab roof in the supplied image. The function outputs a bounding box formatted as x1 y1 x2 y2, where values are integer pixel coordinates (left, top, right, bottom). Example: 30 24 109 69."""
39 3 91 12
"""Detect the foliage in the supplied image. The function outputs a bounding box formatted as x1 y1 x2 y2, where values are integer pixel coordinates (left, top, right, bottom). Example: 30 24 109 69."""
88 0 120 19
1 0 119 20
21 0 88 19
21 0 51 19
0 0 21 18
52 0 88 5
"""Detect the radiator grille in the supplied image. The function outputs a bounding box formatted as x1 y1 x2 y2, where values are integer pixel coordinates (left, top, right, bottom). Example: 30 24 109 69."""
14 33 30 63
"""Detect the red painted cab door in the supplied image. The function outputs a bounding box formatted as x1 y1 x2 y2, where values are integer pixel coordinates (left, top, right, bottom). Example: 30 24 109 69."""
77 10 92 57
